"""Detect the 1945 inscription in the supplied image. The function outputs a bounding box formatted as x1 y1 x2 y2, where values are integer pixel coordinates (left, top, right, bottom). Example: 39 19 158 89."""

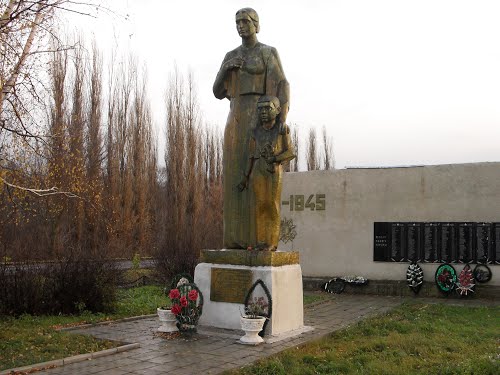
210 268 253 303
282 194 325 211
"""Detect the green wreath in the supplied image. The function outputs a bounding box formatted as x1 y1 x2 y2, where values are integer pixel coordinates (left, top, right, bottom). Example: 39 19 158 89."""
435 264 457 293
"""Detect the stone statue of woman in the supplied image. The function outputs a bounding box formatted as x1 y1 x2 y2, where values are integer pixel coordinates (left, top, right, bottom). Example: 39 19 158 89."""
213 8 290 249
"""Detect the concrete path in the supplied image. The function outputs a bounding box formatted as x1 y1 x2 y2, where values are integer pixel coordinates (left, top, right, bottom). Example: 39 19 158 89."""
31 295 402 375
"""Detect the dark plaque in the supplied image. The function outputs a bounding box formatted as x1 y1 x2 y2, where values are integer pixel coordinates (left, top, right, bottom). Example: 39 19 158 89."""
440 223 455 263
374 222 390 261
495 223 500 264
424 223 438 262
391 223 405 262
475 223 491 263
457 223 473 263
210 268 252 303
406 223 421 262
374 221 500 263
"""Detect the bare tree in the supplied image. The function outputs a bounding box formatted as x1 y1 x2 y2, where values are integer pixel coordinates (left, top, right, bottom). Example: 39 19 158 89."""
67 35 85 244
85 40 104 251
129 66 155 255
306 127 319 171
46 41 70 256
157 69 223 278
286 123 299 172
112 56 135 256
292 125 299 171
321 125 335 170
0 1 107 138
0 1 111 197
1 0 55 138
0 1 87 144
104 47 119 254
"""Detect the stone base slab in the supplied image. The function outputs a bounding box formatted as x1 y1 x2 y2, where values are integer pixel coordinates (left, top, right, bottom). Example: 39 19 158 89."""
200 249 299 267
194 261 304 336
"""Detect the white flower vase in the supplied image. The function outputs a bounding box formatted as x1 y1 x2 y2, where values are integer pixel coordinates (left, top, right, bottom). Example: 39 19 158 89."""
239 316 266 345
157 308 178 333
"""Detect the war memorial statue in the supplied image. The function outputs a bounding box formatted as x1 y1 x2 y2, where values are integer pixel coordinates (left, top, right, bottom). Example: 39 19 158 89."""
196 8 303 336
213 7 293 251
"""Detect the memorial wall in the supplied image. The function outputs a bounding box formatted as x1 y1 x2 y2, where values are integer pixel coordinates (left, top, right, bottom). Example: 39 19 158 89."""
279 162 500 286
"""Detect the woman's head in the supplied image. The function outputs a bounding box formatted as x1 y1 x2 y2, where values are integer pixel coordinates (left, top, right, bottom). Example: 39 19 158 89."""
235 8 259 34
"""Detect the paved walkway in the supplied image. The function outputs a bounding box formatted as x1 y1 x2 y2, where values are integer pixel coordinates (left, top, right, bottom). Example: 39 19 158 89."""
32 295 402 375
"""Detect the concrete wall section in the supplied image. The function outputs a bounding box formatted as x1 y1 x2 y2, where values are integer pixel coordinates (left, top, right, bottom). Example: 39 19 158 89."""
279 162 500 286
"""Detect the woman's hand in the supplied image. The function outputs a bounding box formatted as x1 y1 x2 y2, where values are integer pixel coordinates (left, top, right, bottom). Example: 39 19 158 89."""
224 57 244 71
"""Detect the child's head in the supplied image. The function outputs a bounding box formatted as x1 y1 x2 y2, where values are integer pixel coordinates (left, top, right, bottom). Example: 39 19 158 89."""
257 96 281 125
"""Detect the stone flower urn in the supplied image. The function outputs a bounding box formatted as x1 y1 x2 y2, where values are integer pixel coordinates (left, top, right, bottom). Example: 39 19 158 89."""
157 307 178 333
239 316 266 345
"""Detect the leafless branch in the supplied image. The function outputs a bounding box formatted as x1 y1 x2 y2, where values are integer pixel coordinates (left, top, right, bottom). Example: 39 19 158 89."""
1 175 80 198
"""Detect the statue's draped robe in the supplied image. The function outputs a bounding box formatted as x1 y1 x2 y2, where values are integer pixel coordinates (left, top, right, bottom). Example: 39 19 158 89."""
214 43 289 248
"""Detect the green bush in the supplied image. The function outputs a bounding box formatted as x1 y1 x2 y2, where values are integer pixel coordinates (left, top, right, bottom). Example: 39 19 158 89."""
131 253 141 270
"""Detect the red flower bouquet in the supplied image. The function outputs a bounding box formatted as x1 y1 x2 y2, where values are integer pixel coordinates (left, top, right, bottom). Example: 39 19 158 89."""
167 283 204 335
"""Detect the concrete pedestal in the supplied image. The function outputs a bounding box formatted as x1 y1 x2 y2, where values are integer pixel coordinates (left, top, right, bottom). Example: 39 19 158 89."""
194 250 304 336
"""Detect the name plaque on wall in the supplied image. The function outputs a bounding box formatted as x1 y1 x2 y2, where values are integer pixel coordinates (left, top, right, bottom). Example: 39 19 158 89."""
374 222 500 264
424 223 439 262
210 268 252 303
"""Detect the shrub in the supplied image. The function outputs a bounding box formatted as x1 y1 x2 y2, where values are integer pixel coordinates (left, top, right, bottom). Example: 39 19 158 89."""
131 253 141 270
0 253 119 316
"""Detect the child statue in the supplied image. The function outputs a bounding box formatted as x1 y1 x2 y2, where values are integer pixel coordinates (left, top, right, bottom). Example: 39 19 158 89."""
238 96 296 251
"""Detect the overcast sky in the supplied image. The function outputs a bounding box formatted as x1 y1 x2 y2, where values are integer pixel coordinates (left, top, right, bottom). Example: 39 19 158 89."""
66 0 500 169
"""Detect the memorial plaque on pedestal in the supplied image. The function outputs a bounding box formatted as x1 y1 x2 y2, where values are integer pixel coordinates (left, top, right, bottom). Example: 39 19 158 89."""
406 223 421 262
391 223 405 262
424 223 438 262
475 223 491 263
457 222 473 263
210 268 252 303
440 223 455 262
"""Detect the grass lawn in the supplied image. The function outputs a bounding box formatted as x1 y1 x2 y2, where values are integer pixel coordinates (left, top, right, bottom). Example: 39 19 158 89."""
0 285 165 371
226 303 500 375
